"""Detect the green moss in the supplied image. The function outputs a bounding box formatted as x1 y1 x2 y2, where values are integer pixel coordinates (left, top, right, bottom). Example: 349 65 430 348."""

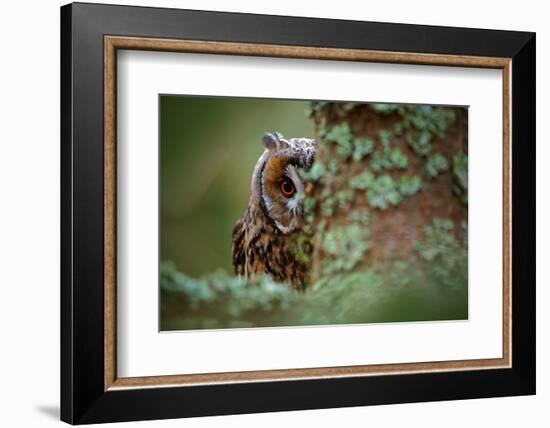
349 208 370 225
370 147 408 171
300 162 326 182
402 106 457 156
425 153 449 178
393 121 406 136
325 122 354 160
328 159 340 174
452 154 468 203
399 175 423 196
415 218 467 288
305 101 330 118
353 136 375 161
302 195 317 229
378 129 393 148
321 224 370 274
366 175 402 209
341 102 360 112
303 195 316 212
406 129 433 156
350 170 375 190
405 105 456 137
336 189 355 208
321 196 336 217
370 103 400 115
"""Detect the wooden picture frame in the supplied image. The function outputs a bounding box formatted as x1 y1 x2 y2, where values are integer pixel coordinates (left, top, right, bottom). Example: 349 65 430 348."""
61 2 535 424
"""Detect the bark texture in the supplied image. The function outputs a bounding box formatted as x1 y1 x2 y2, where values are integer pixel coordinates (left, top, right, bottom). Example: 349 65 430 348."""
305 103 468 282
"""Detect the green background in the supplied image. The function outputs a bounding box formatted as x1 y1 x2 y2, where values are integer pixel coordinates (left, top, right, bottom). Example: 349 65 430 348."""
160 95 314 276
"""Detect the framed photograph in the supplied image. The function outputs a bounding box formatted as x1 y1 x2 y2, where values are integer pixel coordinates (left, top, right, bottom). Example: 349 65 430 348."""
60 2 535 424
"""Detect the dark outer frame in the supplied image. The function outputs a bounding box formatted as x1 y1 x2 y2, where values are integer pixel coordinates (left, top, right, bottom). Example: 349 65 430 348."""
103 36 513 390
61 2 535 424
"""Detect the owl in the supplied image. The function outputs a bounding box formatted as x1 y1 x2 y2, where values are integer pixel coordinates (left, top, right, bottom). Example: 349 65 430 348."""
232 132 316 289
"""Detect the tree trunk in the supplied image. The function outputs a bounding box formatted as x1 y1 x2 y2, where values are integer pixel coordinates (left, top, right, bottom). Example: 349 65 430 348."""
304 103 468 283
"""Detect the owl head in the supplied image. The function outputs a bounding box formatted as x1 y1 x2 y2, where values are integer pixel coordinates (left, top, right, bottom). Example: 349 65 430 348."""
250 132 316 234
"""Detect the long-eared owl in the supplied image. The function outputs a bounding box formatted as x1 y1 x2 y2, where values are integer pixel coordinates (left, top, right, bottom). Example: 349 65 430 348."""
232 132 316 289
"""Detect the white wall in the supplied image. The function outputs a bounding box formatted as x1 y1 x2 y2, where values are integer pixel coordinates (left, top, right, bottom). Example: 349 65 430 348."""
0 0 545 427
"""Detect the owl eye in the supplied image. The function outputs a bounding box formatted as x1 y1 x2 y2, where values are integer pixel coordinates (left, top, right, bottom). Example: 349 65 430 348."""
279 177 296 198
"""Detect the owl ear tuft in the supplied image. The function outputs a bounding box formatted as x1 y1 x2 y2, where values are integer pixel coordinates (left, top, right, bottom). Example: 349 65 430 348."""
262 132 285 152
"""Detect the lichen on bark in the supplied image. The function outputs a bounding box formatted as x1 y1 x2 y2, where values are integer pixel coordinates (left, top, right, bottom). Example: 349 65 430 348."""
302 102 468 283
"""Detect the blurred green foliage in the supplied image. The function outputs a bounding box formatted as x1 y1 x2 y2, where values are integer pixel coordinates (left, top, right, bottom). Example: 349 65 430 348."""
161 216 468 330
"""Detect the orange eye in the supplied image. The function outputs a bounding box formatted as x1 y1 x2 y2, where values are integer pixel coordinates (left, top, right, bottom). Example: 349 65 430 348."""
280 178 296 198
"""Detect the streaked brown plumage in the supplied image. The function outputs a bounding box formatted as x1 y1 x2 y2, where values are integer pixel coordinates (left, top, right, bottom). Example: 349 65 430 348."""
232 132 316 289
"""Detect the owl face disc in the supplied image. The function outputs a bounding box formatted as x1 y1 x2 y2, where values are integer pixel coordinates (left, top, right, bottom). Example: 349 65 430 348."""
259 133 316 234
